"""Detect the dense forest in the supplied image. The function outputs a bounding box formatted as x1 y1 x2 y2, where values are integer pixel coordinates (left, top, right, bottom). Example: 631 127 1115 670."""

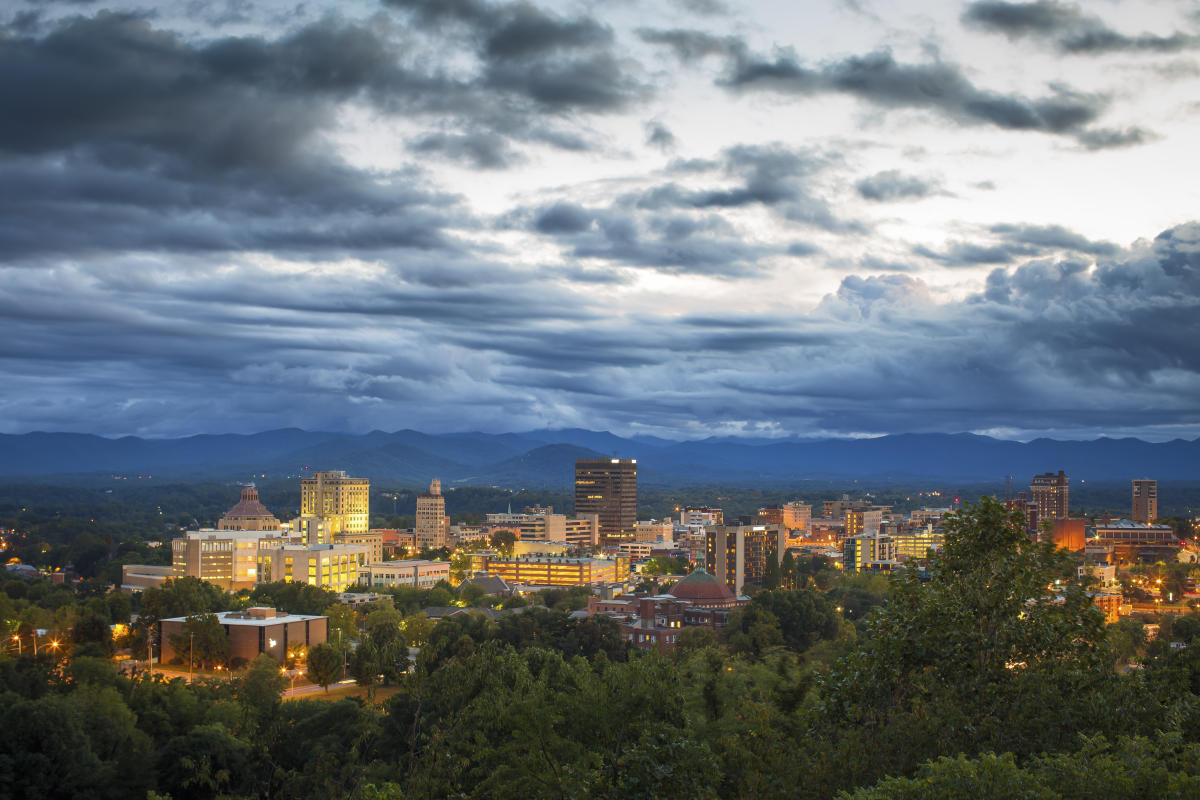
5 499 1200 798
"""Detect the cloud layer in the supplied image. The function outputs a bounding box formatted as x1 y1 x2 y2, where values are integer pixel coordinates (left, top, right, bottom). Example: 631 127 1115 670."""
1 0 1198 441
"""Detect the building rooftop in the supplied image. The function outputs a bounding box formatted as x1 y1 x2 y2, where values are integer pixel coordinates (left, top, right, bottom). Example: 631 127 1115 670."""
162 608 325 626
223 486 277 519
667 569 735 602
1096 519 1172 529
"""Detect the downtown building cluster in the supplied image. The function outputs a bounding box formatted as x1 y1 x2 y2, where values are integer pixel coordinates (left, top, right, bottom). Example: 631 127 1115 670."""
119 456 1190 657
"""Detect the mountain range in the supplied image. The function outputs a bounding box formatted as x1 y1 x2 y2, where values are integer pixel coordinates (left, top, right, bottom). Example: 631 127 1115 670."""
1 429 1198 487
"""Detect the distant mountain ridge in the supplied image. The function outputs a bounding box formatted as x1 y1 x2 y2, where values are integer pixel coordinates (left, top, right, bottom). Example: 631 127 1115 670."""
1 428 1198 486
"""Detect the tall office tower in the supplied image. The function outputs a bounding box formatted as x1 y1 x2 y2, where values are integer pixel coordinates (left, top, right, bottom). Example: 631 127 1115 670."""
1132 479 1158 524
415 478 448 550
704 524 787 594
218 485 281 531
1030 470 1069 522
300 470 370 535
575 458 638 545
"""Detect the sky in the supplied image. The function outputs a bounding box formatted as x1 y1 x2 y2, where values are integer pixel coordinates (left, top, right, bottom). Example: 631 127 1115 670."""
1 0 1199 442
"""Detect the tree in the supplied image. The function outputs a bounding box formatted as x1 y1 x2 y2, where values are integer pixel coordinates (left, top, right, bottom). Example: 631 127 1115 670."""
489 529 516 557
236 653 287 729
155 723 255 800
643 555 691 576
306 642 343 691
401 612 434 648
325 603 359 647
168 613 230 670
809 497 1121 793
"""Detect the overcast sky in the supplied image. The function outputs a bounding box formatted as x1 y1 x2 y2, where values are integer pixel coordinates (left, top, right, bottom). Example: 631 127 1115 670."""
2 0 1198 441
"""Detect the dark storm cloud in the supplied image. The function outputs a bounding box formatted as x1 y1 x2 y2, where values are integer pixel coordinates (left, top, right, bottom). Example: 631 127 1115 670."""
409 131 522 168
636 28 737 62
855 170 939 201
670 0 728 16
524 199 779 277
987 223 1118 256
645 121 676 151
912 221 1121 269
383 0 648 113
711 45 1132 146
533 202 595 234
515 145 858 277
3 221 1198 438
627 144 862 233
0 2 653 260
963 1 1200 55
1074 126 1153 151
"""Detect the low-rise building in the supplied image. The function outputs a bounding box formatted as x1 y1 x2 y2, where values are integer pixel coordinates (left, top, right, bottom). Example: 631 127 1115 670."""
160 607 327 665
634 519 674 543
482 555 629 586
360 559 450 589
889 528 944 561
1092 520 1177 545
842 533 898 572
680 507 723 527
333 530 384 563
171 529 299 591
586 570 749 651
256 542 372 592
120 564 173 591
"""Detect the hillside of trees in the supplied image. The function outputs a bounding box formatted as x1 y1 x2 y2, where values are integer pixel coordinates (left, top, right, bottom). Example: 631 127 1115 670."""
6 499 1200 797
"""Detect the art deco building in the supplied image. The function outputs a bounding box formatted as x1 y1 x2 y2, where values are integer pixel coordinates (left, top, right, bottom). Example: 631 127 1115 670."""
1132 479 1158 524
575 458 637 545
300 470 370 535
1030 470 1069 521
415 478 449 550
218 485 281 531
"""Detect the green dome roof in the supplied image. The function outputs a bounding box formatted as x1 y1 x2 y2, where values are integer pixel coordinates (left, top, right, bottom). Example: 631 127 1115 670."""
667 569 734 601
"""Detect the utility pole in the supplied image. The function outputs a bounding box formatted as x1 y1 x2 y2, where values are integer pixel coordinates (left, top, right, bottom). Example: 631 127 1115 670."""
189 631 194 680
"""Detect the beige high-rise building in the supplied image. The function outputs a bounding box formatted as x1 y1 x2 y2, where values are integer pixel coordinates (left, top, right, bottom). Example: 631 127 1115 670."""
416 478 449 550
300 471 369 534
1132 479 1158 524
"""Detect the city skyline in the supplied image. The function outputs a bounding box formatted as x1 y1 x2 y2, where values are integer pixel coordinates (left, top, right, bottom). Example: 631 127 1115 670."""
2 0 1198 441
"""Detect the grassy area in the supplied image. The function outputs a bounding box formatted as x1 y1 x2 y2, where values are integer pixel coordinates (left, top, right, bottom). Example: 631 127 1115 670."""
287 684 402 705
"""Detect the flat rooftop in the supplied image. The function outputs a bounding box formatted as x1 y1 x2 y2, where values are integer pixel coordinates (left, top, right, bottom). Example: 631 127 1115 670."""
162 610 325 626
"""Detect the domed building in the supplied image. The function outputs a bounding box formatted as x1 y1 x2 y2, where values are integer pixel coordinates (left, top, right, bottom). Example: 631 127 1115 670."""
587 568 748 651
218 485 281 531
665 568 743 609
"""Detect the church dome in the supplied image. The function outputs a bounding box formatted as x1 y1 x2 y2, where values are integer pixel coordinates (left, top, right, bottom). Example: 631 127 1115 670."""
666 569 734 602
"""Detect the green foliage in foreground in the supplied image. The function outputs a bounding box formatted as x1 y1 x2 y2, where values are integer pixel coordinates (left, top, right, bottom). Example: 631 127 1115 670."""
7 498 1200 799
